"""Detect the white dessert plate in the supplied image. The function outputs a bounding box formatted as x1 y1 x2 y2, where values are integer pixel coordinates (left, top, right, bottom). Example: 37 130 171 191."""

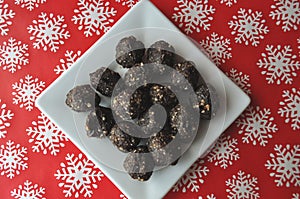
36 1 250 198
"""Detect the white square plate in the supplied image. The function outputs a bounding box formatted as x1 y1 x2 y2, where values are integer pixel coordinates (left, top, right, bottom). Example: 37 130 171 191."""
36 1 250 198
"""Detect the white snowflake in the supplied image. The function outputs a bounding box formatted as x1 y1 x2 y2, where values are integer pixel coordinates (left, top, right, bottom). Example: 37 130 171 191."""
218 0 237 7
27 12 70 52
0 0 15 36
172 0 215 34
173 159 209 192
0 37 29 73
226 68 251 95
0 99 14 139
55 153 103 198
207 135 239 169
15 0 46 11
72 0 117 37
120 194 127 199
269 0 300 32
115 0 139 8
0 140 28 179
258 45 300 84
54 50 82 75
11 180 45 199
292 193 300 199
236 106 278 147
200 32 232 66
265 144 300 187
226 170 260 199
26 113 68 156
199 194 217 199
228 8 269 46
12 75 45 111
278 88 300 130
297 37 300 56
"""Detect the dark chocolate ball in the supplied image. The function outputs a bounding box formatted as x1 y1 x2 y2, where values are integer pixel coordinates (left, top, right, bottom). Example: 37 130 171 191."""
85 106 115 138
109 122 140 153
145 40 175 66
123 145 154 181
65 85 101 112
89 67 121 97
195 84 218 120
172 61 204 90
149 84 178 110
116 36 145 68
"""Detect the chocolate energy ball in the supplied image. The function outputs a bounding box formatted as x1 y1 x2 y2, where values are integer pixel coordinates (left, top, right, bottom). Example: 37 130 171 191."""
109 123 140 153
169 104 198 142
123 64 147 88
147 129 182 166
85 106 115 138
195 84 218 120
172 61 204 90
137 105 167 137
65 84 101 112
145 40 175 66
149 84 178 110
89 67 121 97
112 87 151 120
123 145 154 181
116 36 145 68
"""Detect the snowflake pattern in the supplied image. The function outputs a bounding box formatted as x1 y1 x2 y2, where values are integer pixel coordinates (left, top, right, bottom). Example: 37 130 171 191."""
208 135 239 169
269 0 300 32
172 0 215 34
12 75 45 111
292 193 300 199
11 180 45 199
218 0 237 7
226 170 260 199
0 140 28 179
54 50 82 75
278 88 300 130
120 194 127 199
115 0 139 8
236 106 278 147
298 38 300 56
0 37 29 73
55 153 103 198
15 0 46 11
226 68 251 94
228 8 269 46
0 0 15 36
265 144 300 187
257 45 300 85
173 159 209 192
26 113 68 156
27 12 70 52
200 32 232 66
198 194 217 199
0 99 14 139
72 0 117 37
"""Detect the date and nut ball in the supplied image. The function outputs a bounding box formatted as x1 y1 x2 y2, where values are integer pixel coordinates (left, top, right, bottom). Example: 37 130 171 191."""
169 104 199 142
112 86 151 120
172 61 204 90
147 129 181 166
145 40 175 67
123 145 155 181
65 84 101 112
149 84 178 110
195 84 218 120
109 122 141 153
85 106 115 138
116 36 145 68
137 105 167 137
89 67 121 97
